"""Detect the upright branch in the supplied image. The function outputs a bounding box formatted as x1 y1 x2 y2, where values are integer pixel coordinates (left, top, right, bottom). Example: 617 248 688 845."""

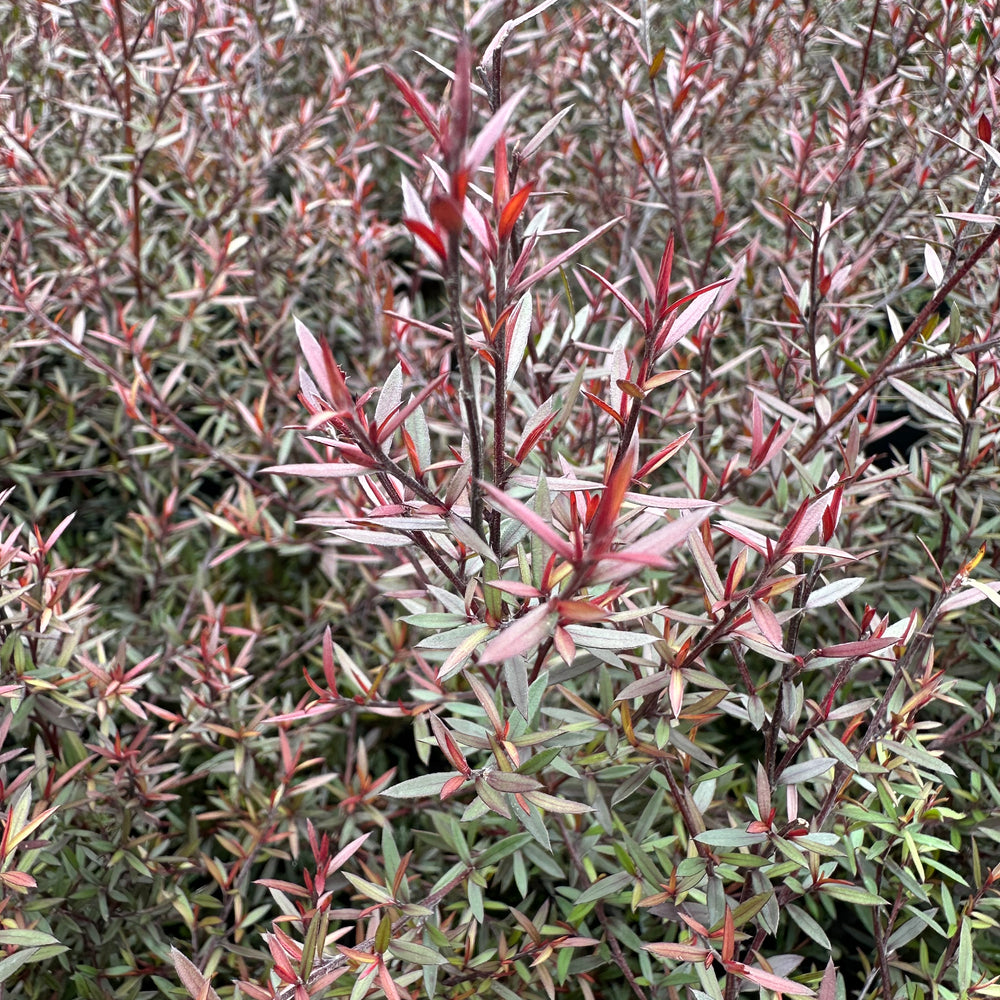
434 37 487 540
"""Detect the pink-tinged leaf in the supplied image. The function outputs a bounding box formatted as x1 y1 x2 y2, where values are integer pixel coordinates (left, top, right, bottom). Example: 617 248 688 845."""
689 529 725 603
821 485 843 543
557 936 600 948
640 369 688 392
295 316 331 400
42 512 76 553
493 137 510 212
444 36 472 170
787 544 862 559
463 192 492 252
818 959 838 1000
376 372 449 444
378 960 401 1000
616 670 672 702
519 101 573 160
264 934 298 982
582 389 625 427
0 870 36 889
653 277 730 355
553 625 576 664
480 481 575 559
478 602 557 664
323 625 340 698
750 598 784 649
937 211 1000 224
589 553 667 583
756 422 793 469
778 496 826 554
511 217 622 295
486 580 543 598
466 86 528 174
262 463 375 478
486 771 541 793
830 56 851 96
721 904 735 964
555 599 609 623
464 671 502 731
401 174 434 229
750 395 763 455
295 316 351 409
814 636 898 658
668 667 685 718
172 948 222 1000
635 430 693 479
727 961 816 996
268 703 339 724
328 832 370 875
612 508 713 566
577 264 646 329
475 775 513 818
940 580 1000 613
645 941 712 961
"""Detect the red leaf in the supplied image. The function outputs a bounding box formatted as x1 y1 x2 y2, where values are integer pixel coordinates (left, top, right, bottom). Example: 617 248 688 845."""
654 234 675 316
582 389 625 427
979 113 993 144
429 712 471 776
721 904 734 963
440 774 467 800
492 138 510 213
404 217 447 260
429 195 464 237
635 430 693 479
588 436 637 553
498 182 533 242
384 66 441 143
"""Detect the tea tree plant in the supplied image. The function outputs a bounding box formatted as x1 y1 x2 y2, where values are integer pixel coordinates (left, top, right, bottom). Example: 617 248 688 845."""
3 2 1000 999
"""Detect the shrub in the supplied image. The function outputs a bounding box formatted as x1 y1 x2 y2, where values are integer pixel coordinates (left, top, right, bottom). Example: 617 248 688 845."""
2 2 1000 999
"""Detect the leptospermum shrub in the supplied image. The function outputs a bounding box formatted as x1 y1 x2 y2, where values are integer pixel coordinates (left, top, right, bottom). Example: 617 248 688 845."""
4 1 1000 998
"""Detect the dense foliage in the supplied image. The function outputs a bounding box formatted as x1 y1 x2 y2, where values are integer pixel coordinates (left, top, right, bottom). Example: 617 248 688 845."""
3 2 1000 998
